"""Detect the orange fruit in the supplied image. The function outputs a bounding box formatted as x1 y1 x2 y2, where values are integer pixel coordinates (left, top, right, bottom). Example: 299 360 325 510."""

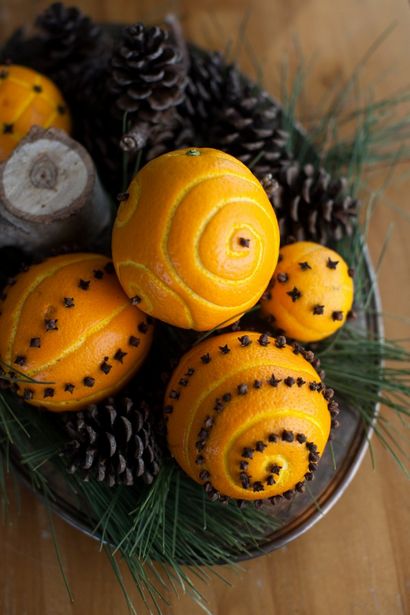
0 64 71 161
165 331 334 501
112 147 280 331
0 254 153 412
262 241 354 342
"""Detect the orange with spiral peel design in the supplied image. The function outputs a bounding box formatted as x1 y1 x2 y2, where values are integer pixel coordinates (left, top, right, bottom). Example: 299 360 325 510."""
0 254 153 412
0 65 71 161
165 332 336 502
262 241 354 342
112 148 280 331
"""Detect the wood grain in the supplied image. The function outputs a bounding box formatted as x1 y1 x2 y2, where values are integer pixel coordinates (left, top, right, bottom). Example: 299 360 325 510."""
0 1 409 614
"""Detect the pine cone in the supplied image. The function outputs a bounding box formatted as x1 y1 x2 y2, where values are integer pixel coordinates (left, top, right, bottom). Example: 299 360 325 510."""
183 47 228 127
144 114 195 161
109 24 187 126
265 163 359 244
36 3 103 64
63 396 162 487
72 57 123 192
209 68 291 176
36 3 111 110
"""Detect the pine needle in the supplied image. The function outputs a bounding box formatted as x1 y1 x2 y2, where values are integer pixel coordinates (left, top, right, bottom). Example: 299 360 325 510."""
329 442 337 472
105 547 137 615
45 502 75 604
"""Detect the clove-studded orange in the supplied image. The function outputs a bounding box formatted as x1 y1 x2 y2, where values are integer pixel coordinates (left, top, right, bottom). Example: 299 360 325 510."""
262 241 354 342
0 64 71 161
165 331 336 502
0 254 153 412
112 147 280 331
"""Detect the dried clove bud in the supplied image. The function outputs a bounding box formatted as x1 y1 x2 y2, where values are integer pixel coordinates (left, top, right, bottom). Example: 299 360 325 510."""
275 335 287 348
282 430 294 442
78 279 90 290
326 258 339 270
313 304 325 315
255 441 266 452
242 447 254 459
268 374 281 387
114 349 127 363
237 383 248 395
287 287 302 302
219 344 230 354
258 333 270 346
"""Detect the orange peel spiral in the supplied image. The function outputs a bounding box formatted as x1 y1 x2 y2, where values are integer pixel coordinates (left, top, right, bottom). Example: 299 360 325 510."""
165 331 336 502
0 254 153 412
112 147 280 331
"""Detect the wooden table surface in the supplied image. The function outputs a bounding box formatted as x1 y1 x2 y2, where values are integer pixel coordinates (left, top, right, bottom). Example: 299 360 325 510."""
0 1 409 614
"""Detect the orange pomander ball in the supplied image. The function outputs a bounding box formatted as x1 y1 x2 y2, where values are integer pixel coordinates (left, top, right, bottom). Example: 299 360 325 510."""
261 242 354 342
165 332 335 501
0 65 71 161
112 147 280 331
0 254 153 412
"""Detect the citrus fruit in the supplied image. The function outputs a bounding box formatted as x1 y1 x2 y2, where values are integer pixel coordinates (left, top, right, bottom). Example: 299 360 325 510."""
262 241 354 342
0 64 71 161
165 331 335 501
112 147 280 331
0 253 153 411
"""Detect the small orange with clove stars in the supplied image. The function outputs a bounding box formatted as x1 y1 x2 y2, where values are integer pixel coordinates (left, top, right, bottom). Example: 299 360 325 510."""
261 241 354 342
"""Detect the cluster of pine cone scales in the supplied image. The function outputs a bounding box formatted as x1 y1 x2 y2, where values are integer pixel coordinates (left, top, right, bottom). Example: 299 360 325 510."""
1 2 359 244
64 396 161 487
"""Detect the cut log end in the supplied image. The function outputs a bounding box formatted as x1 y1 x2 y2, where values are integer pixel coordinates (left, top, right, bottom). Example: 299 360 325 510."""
0 127 94 223
0 126 113 254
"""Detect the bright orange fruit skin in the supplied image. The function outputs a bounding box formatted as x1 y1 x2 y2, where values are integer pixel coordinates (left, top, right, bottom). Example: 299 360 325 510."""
112 148 280 331
0 65 72 161
0 254 153 412
262 242 354 342
165 332 331 500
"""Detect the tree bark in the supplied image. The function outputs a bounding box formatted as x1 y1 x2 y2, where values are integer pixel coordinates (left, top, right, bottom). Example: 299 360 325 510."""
0 126 114 254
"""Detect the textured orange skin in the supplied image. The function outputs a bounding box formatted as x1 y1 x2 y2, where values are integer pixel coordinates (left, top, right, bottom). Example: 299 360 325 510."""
262 242 354 342
165 332 331 500
0 65 72 161
112 148 280 331
0 254 153 412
